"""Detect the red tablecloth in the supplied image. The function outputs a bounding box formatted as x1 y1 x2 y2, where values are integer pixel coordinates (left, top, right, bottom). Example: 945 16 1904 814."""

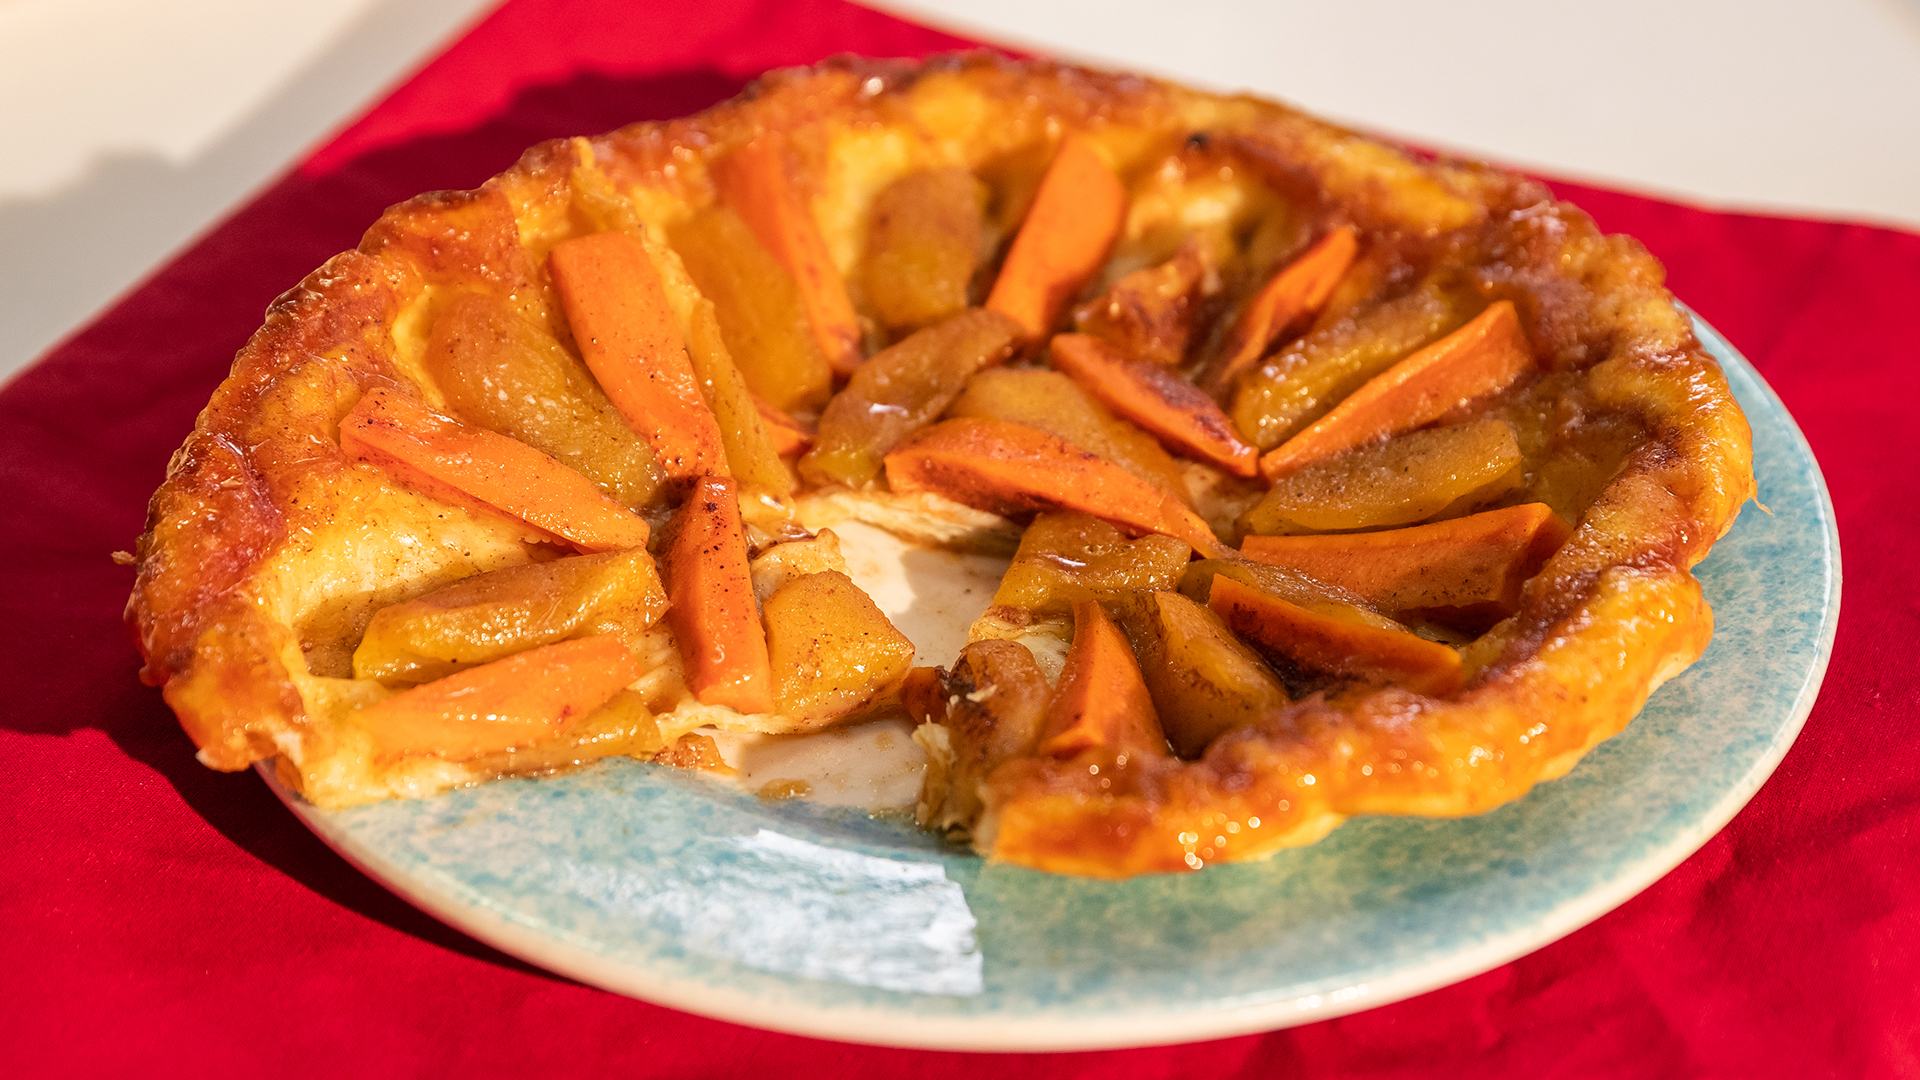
5 1 1916 1075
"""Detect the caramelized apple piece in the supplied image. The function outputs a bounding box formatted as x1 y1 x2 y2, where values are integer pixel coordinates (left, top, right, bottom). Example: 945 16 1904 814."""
993 512 1192 617
1036 601 1169 759
353 548 667 684
1071 241 1211 366
680 297 795 500
1207 575 1463 696
668 205 833 412
714 138 864 375
1260 301 1534 479
1231 283 1474 450
1177 557 1405 634
1244 419 1524 536
763 570 916 724
425 292 663 509
915 640 1052 832
1121 590 1289 759
861 167 987 333
749 530 848 606
567 140 644 236
1241 502 1572 625
798 309 1023 488
947 367 1190 498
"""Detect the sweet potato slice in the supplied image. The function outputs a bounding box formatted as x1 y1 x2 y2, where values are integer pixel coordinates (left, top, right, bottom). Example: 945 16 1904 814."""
660 476 773 714
572 192 793 501
948 367 1191 498
350 635 643 761
883 417 1227 557
1241 502 1573 623
549 231 730 488
799 309 1023 488
1049 333 1259 476
341 387 650 553
1202 227 1357 395
1207 575 1462 696
1036 600 1169 759
985 134 1128 339
425 291 663 510
714 138 864 375
1260 300 1533 479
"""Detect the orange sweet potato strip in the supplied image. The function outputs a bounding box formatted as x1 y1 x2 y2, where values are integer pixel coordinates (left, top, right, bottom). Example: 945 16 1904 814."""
351 635 642 761
1036 600 1170 759
1049 333 1259 477
550 231 730 487
985 134 1129 339
753 395 815 457
1203 227 1358 396
342 387 649 553
715 138 864 376
661 475 774 714
883 417 1228 557
1259 299 1533 480
1240 502 1572 619
1207 575 1462 696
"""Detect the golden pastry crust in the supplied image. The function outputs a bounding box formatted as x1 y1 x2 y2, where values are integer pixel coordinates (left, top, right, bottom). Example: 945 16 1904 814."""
126 53 1752 870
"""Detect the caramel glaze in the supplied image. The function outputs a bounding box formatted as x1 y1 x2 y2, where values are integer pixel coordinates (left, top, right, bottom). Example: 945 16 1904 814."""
127 54 1752 874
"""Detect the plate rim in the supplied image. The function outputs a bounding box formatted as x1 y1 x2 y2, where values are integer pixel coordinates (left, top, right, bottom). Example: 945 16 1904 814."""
264 311 1841 1052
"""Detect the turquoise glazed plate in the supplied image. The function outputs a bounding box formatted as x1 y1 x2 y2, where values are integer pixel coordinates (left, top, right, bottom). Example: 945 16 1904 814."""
265 314 1838 1051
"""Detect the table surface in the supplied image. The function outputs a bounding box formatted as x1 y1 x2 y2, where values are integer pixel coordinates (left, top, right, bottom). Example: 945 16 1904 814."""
4 0 1917 1075
1 0 1916 384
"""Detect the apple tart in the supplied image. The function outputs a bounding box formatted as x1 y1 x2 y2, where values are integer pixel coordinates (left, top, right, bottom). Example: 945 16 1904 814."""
126 54 1753 878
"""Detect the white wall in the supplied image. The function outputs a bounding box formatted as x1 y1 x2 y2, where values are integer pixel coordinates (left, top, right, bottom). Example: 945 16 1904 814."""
3 0 1915 385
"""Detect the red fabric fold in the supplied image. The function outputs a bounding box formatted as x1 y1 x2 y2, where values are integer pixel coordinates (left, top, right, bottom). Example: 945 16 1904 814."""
3 0 1914 1075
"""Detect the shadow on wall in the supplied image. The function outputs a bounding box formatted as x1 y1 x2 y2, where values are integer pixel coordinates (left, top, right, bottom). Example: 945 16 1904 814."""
0 0 496 385
1888 0 1920 38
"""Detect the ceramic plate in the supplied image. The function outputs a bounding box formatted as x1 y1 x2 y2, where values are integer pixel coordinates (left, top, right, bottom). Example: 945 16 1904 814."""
265 313 1838 1051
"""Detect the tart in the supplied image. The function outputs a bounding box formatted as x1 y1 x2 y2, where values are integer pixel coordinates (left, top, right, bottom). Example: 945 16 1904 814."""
126 53 1754 878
